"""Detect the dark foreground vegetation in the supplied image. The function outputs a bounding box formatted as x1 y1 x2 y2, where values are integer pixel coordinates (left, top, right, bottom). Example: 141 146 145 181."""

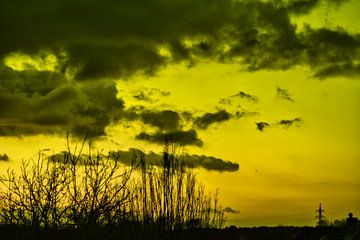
0 139 225 239
0 224 355 240
0 139 357 239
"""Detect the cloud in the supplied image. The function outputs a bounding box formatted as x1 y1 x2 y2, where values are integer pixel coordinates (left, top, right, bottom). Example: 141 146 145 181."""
219 91 259 105
276 87 294 102
127 101 258 145
256 118 303 131
235 91 259 103
0 154 9 161
118 148 239 172
284 0 349 15
278 117 303 128
285 0 322 15
256 122 270 132
223 207 240 214
132 88 170 102
0 0 356 78
140 110 180 131
194 110 232 129
300 27 360 78
313 62 360 79
273 0 350 16
0 63 124 138
68 44 166 80
234 111 259 119
182 154 239 172
325 0 351 7
0 0 356 138
135 129 203 146
48 148 239 172
48 151 90 165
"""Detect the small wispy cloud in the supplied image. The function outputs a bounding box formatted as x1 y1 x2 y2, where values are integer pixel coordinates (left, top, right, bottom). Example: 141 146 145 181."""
276 87 295 102
256 122 270 132
194 110 232 129
278 117 303 128
0 153 10 161
223 207 240 214
256 118 303 132
219 91 259 105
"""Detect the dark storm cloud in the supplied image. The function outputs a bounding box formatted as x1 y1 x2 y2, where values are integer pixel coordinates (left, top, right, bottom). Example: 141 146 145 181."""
0 63 124 138
300 27 360 78
48 148 239 172
194 110 232 129
140 110 180 131
67 44 166 80
0 0 357 78
135 129 203 147
120 107 184 138
0 64 64 97
0 153 9 161
313 63 360 79
0 0 357 138
129 104 257 145
276 87 295 102
285 0 322 15
256 122 270 132
0 0 235 62
273 0 350 16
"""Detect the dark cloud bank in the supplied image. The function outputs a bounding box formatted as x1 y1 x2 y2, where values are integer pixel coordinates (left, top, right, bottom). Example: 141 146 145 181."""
49 148 240 172
135 130 204 147
0 0 357 140
133 106 259 146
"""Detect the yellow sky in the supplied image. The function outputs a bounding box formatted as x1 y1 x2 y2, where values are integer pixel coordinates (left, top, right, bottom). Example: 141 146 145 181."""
1 0 360 227
2 60 359 226
113 62 360 226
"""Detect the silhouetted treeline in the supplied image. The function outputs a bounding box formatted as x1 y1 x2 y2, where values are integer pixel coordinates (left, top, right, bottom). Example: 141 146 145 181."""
0 140 224 239
0 139 355 239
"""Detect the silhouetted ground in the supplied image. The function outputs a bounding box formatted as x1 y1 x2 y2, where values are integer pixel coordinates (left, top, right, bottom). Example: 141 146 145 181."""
0 224 352 240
